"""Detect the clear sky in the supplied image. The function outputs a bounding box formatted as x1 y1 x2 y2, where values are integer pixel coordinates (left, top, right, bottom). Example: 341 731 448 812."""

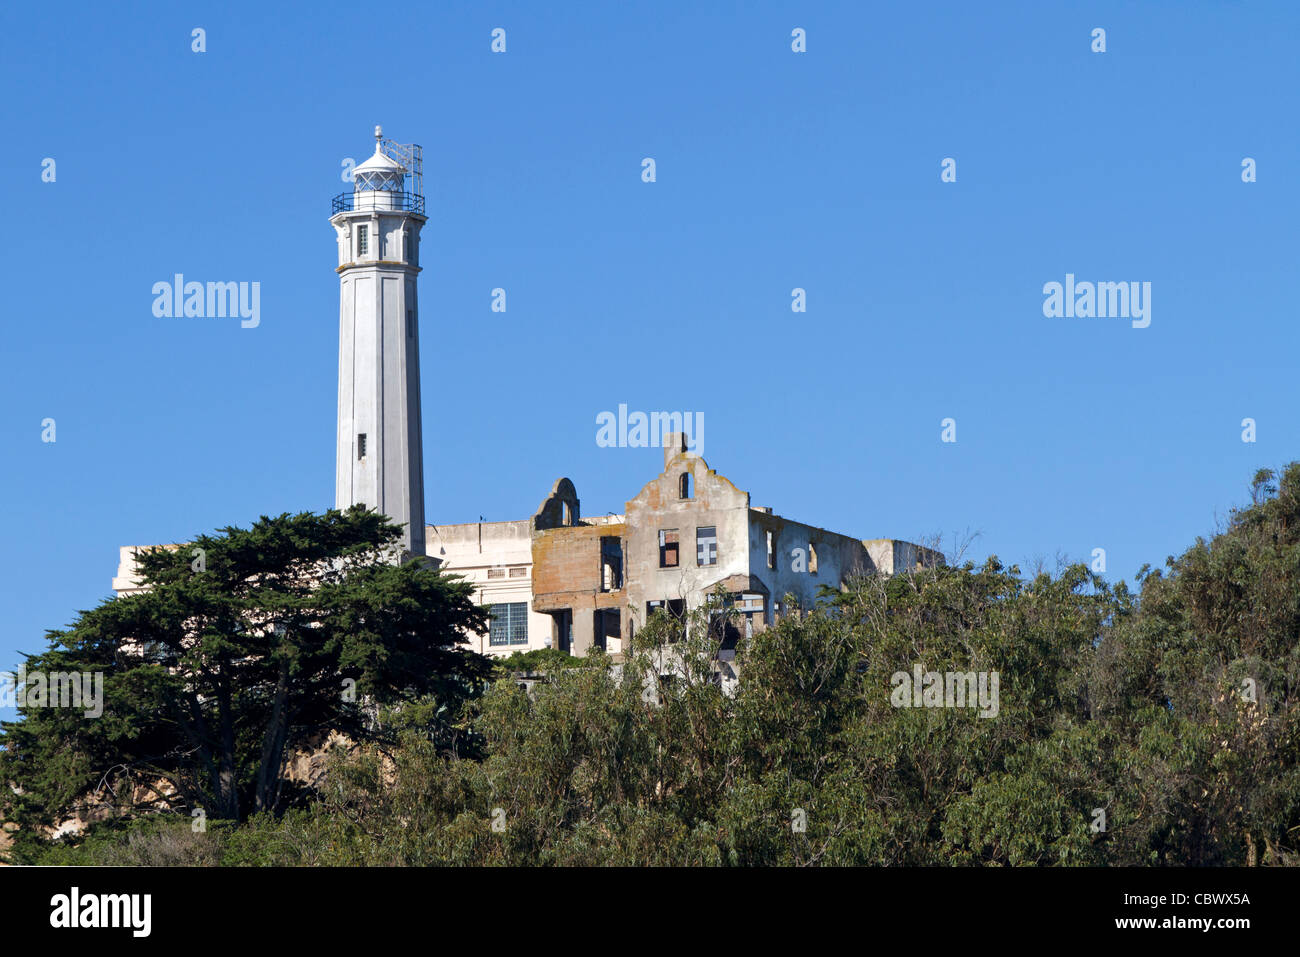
2 0 1297 713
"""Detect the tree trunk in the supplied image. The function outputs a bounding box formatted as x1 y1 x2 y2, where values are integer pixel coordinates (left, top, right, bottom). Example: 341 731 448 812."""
253 657 291 814
216 670 240 821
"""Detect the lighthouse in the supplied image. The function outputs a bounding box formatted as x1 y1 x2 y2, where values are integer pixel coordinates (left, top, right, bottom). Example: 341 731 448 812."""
330 127 427 556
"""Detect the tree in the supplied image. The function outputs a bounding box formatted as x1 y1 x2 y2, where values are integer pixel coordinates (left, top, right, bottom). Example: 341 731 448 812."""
1094 462 1300 864
0 507 489 836
13 464 1300 867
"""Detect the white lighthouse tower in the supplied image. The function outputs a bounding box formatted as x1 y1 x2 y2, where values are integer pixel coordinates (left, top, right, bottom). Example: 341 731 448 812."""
330 126 427 556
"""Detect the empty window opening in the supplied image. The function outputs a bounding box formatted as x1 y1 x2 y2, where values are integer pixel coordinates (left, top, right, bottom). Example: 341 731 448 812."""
552 609 572 654
667 599 686 641
646 599 686 642
562 502 574 526
697 526 717 566
600 536 623 592
766 530 775 569
809 542 819 574
594 609 621 653
709 607 743 652
655 672 676 706
679 472 693 499
659 529 679 568
357 433 367 460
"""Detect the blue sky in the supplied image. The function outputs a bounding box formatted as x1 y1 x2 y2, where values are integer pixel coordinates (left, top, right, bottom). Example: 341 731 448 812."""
1 0 1297 701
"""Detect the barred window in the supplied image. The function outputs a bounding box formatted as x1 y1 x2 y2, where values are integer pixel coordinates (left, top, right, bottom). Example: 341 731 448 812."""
357 224 369 256
489 602 529 646
697 526 717 566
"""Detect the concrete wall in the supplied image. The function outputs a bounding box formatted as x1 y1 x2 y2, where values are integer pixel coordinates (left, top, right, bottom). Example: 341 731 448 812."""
623 440 751 635
530 515 627 657
746 510 875 617
112 544 167 595
425 520 551 656
863 538 945 575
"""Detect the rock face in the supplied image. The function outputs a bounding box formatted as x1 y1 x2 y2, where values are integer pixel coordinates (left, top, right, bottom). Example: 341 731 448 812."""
286 730 356 787
0 733 354 858
23 777 180 845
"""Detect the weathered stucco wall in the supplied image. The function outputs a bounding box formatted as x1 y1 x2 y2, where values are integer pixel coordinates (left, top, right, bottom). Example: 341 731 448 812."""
624 438 751 634
746 510 876 616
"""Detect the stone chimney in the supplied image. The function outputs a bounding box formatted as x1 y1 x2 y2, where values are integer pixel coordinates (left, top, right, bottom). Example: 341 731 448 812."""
663 431 688 469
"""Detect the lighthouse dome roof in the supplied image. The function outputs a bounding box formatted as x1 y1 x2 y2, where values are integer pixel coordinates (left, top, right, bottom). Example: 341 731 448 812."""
354 144 406 175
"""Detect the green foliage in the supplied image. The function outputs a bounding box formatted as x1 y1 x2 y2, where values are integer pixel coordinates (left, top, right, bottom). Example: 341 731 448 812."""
0 507 490 832
491 646 593 676
10 465 1300 866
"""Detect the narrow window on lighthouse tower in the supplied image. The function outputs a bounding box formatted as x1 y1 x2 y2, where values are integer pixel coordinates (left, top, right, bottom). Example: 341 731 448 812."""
357 433 367 460
356 224 369 257
406 309 414 338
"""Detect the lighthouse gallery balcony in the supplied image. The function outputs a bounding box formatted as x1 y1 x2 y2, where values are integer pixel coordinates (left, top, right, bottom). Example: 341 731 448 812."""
331 191 425 215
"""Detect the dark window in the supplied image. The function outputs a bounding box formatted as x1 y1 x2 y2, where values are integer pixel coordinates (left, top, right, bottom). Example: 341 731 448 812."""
659 529 679 568
600 536 623 591
594 609 620 652
357 433 367 460
489 602 529 646
709 607 743 651
679 472 692 499
647 599 686 642
553 610 572 653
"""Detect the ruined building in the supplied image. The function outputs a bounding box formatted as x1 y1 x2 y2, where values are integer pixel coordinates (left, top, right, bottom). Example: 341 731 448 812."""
112 430 940 659
429 432 942 660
